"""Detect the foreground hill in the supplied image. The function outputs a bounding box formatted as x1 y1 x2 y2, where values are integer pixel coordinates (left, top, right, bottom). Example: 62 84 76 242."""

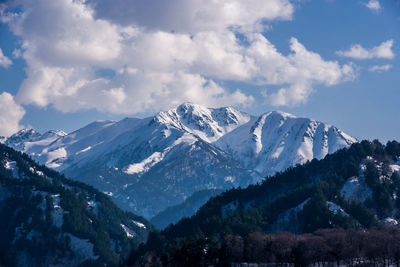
129 140 400 265
0 143 151 266
4 103 356 222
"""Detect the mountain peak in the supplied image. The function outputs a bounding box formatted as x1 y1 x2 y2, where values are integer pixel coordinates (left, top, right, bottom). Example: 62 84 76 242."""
43 130 68 137
7 128 40 141
155 103 251 142
4 128 41 151
177 101 200 110
268 110 297 119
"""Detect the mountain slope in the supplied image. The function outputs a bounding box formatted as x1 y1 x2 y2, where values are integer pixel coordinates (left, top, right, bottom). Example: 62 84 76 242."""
150 189 224 229
5 103 356 221
216 110 356 176
0 143 151 266
64 133 259 218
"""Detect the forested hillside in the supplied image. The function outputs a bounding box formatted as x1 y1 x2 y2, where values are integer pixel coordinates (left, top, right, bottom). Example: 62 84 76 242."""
151 189 224 229
128 140 400 266
0 144 152 266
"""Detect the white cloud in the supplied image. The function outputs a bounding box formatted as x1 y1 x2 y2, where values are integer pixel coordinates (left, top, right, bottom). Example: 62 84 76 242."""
365 0 382 12
336 40 394 60
86 0 294 33
369 64 392 73
0 48 12 68
2 0 355 112
0 92 25 137
263 37 355 106
12 49 21 58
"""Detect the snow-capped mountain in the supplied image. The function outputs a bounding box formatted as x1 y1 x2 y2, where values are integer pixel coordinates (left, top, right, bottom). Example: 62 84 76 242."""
5 103 356 220
155 102 251 142
216 110 357 176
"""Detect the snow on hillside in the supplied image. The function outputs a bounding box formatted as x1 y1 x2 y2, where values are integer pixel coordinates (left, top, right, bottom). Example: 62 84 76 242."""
7 104 355 178
341 176 372 203
124 133 197 175
5 103 356 219
216 110 357 176
327 201 349 216
155 102 251 143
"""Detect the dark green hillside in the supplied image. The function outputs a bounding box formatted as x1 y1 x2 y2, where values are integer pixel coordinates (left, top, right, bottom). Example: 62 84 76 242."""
0 143 152 266
151 189 224 229
128 140 400 265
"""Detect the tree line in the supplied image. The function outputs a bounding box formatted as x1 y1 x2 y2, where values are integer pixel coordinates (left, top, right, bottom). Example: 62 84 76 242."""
127 227 400 266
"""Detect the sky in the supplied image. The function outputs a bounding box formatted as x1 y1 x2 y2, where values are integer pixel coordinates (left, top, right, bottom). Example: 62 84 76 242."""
0 0 399 142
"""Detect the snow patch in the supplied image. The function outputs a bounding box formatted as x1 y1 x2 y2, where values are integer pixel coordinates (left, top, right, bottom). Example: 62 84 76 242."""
297 137 314 163
327 201 349 216
390 164 400 173
76 146 92 155
29 166 45 177
341 176 372 203
52 198 63 229
271 146 284 159
124 133 197 175
252 113 268 155
46 147 67 168
125 152 164 175
132 220 146 229
120 224 136 238
384 217 398 226
4 159 16 170
51 193 64 228
4 159 19 178
87 200 99 215
224 176 235 183
52 194 61 209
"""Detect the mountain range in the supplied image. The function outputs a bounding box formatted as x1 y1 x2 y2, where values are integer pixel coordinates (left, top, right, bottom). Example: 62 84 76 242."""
3 103 357 223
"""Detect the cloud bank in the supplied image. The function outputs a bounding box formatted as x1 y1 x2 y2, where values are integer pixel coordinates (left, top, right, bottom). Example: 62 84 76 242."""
1 0 355 116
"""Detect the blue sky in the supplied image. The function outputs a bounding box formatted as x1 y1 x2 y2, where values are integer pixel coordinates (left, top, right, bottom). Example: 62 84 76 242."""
0 0 399 142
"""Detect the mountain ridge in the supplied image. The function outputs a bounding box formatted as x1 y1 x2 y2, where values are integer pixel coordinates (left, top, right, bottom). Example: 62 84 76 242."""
5 103 357 222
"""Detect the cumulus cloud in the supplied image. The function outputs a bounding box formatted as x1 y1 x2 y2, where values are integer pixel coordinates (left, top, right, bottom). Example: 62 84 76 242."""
1 0 355 112
86 0 294 33
0 48 12 68
336 40 394 60
365 0 382 12
0 92 25 137
369 64 392 73
264 38 355 106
